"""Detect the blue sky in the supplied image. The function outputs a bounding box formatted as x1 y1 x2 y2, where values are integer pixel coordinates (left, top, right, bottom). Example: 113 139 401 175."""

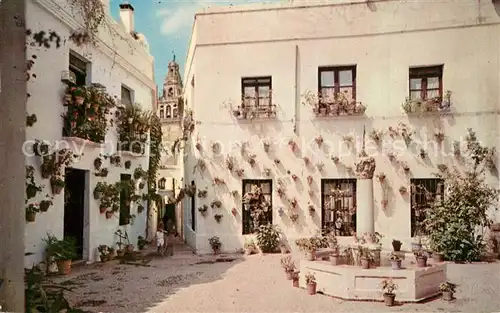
110 0 281 94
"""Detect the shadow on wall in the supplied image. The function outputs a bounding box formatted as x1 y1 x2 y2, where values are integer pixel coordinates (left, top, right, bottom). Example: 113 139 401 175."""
52 248 243 312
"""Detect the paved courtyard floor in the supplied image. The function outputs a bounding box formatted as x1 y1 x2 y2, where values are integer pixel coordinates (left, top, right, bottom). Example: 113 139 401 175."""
56 245 500 313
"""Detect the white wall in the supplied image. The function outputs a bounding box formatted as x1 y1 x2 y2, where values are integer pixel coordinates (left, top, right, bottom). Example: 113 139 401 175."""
183 0 500 254
24 0 155 267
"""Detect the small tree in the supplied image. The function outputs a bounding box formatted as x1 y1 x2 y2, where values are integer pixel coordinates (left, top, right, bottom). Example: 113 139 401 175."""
424 129 498 261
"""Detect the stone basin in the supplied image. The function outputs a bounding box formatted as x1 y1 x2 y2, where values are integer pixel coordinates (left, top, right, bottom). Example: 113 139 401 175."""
299 258 446 302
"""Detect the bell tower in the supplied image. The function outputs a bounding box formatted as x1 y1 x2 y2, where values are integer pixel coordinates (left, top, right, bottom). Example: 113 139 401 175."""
158 54 183 120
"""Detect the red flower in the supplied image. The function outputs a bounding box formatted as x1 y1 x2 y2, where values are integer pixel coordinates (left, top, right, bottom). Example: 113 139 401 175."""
72 111 78 117
70 87 76 92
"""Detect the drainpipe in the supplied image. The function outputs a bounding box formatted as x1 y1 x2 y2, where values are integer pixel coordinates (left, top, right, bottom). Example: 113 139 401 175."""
294 45 300 136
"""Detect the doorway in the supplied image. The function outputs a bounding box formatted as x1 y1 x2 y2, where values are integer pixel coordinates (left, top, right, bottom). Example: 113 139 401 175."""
64 168 87 260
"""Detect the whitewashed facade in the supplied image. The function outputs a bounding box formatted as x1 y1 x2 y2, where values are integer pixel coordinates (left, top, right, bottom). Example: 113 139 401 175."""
183 0 500 254
24 0 155 266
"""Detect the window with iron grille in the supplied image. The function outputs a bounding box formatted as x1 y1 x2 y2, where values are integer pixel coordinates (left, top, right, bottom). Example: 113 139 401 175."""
241 77 272 108
321 179 356 236
242 179 272 235
410 178 444 236
318 66 356 106
121 85 133 106
409 65 443 100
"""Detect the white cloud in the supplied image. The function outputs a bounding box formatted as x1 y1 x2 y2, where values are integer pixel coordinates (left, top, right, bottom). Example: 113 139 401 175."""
157 2 203 36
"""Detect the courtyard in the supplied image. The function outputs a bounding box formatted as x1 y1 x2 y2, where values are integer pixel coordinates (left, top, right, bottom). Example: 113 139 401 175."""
53 243 500 313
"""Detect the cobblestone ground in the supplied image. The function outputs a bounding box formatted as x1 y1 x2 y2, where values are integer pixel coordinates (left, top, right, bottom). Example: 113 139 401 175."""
56 245 500 313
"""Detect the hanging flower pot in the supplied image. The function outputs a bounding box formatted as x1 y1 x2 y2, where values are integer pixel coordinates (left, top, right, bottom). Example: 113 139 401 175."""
291 174 298 181
127 117 133 124
138 205 145 213
195 142 202 150
50 177 65 195
105 211 113 219
75 96 84 105
303 157 310 165
381 200 388 209
274 159 281 165
288 140 297 152
26 211 37 222
376 172 386 183
399 186 407 195
100 206 107 214
39 200 52 212
231 208 237 216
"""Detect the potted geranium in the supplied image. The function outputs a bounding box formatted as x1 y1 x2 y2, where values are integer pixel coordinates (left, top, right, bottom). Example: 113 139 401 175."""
414 250 428 267
45 236 77 275
280 256 296 280
390 252 403 269
209 236 222 255
440 281 457 301
26 203 39 222
380 278 397 306
305 273 317 295
358 246 374 269
50 176 65 195
72 87 85 105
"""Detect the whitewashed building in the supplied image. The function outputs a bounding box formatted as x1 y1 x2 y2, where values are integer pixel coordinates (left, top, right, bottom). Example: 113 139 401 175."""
182 0 500 254
24 0 156 266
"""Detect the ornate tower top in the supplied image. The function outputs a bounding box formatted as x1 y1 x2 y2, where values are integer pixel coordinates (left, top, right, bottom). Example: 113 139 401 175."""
158 55 183 121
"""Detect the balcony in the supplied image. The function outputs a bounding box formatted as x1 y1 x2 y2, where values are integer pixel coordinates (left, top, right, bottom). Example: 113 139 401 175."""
232 96 276 120
402 91 451 114
306 91 366 117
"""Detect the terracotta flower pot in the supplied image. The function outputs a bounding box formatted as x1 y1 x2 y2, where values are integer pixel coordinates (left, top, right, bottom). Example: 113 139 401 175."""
51 184 63 195
105 211 113 219
392 242 402 252
292 277 299 288
329 254 341 266
391 260 402 270
433 253 444 263
285 271 294 280
99 207 107 214
307 282 317 295
117 249 126 257
39 201 51 212
26 211 36 222
126 244 134 253
57 259 72 275
416 256 427 268
383 293 396 306
442 291 453 301
361 258 370 269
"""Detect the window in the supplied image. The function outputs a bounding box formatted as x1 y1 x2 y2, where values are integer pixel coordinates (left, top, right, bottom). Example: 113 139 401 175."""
69 52 88 86
121 85 133 106
159 106 165 119
168 87 173 97
321 179 356 236
166 105 171 118
242 179 272 234
173 108 178 118
190 180 196 231
241 77 272 108
318 66 356 105
119 174 132 226
410 178 444 236
409 65 443 100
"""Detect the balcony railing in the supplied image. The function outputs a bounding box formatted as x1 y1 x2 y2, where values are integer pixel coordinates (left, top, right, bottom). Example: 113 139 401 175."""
232 96 276 120
304 91 366 117
402 91 452 114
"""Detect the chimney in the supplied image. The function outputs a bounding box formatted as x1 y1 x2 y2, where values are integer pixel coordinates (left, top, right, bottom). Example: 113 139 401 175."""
119 3 135 34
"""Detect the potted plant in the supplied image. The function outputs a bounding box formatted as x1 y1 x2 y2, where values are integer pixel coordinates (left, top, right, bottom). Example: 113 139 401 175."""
292 271 300 288
50 176 65 195
39 199 53 212
209 236 222 255
412 235 422 251
214 214 223 222
93 182 104 200
137 236 149 250
26 203 39 222
399 186 407 195
198 205 208 215
295 238 316 261
45 235 77 275
124 160 132 169
280 256 296 280
390 252 403 270
358 246 374 269
380 278 397 306
392 239 402 251
98 245 111 262
433 251 445 263
414 250 428 267
305 273 317 295
244 239 257 255
440 281 457 301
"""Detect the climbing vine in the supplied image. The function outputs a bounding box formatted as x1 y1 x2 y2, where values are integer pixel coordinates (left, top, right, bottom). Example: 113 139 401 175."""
68 0 105 46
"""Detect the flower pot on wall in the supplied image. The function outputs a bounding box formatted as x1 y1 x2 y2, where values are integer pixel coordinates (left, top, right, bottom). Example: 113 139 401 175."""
329 253 341 266
99 207 107 214
442 291 453 301
433 253 445 263
391 260 402 270
361 258 370 269
285 270 294 280
26 212 36 222
416 256 427 267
